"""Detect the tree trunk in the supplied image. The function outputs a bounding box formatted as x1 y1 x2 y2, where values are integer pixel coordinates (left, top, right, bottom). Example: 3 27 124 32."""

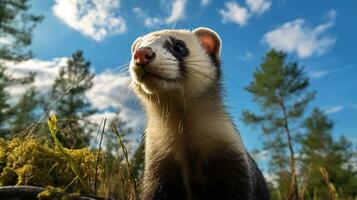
279 98 299 200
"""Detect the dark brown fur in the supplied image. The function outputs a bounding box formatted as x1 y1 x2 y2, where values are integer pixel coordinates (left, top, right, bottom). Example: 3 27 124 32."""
142 145 269 200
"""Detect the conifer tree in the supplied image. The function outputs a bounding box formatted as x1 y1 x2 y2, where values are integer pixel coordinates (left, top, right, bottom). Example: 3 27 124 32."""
0 66 11 136
131 139 145 179
301 108 357 199
51 50 95 148
242 50 315 199
0 0 43 61
0 0 42 137
9 86 39 134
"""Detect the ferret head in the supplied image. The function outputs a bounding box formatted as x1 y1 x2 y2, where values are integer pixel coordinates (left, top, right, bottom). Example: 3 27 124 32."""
129 27 221 100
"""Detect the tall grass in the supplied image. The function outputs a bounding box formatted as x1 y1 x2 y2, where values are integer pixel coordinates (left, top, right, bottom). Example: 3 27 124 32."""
48 115 88 190
0 116 140 199
0 115 354 200
113 123 140 199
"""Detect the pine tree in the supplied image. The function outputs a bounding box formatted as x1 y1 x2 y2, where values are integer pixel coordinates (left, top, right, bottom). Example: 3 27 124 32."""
0 66 11 136
242 50 315 199
131 139 145 179
0 0 42 137
9 86 39 134
106 111 132 155
301 108 357 199
51 50 95 148
0 0 43 61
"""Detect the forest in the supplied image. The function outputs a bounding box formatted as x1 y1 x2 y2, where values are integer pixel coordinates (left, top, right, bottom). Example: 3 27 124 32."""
0 0 356 200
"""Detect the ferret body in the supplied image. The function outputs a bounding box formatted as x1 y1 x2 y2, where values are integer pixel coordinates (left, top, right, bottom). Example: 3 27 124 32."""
129 28 269 200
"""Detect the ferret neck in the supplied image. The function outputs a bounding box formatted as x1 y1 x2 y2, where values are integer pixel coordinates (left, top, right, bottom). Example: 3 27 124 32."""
147 90 223 116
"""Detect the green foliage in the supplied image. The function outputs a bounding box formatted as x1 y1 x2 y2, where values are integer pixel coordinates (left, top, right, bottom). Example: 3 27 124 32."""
242 49 314 199
0 0 43 61
0 66 11 137
0 69 40 138
243 50 314 163
48 115 88 189
244 50 313 111
50 51 96 148
0 65 35 138
9 86 40 134
113 124 140 199
131 140 145 180
244 50 357 200
0 0 42 138
243 49 314 148
105 109 133 155
0 133 140 199
0 137 99 194
0 1 144 199
300 108 357 199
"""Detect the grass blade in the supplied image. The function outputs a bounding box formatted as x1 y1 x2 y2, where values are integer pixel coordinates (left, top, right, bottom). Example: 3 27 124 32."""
112 123 140 200
47 115 89 191
94 118 106 193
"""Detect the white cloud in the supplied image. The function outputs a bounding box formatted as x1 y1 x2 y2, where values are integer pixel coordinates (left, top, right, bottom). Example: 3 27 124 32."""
0 37 12 45
86 71 144 129
3 58 67 102
237 51 254 62
52 0 126 41
3 58 144 131
326 9 337 21
253 150 269 161
264 172 277 185
219 0 271 26
219 1 250 26
86 108 143 133
165 0 186 24
133 0 187 28
133 7 160 28
263 14 336 59
144 17 163 28
325 106 343 114
86 111 117 130
201 0 211 6
87 72 132 110
308 70 329 79
308 65 354 80
246 0 271 14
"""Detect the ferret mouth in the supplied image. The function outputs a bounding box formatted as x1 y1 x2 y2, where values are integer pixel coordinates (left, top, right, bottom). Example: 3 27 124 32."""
141 68 177 82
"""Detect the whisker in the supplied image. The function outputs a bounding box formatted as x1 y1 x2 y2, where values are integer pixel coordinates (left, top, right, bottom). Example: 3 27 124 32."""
108 62 130 73
157 63 178 66
185 60 209 63
186 70 215 81
164 58 177 62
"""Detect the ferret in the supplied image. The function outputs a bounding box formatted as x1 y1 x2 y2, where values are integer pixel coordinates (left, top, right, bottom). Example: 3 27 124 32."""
129 27 269 200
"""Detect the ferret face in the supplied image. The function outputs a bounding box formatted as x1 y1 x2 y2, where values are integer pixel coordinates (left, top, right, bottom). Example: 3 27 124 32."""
129 27 221 99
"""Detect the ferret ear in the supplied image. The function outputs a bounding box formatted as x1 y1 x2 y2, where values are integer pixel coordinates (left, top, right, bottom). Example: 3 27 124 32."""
131 37 143 53
193 27 221 57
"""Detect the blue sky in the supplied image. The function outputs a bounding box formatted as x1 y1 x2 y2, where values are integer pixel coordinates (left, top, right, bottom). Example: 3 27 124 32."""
14 0 357 153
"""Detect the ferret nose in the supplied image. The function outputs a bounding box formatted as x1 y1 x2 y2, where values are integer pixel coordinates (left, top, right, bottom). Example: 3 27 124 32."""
134 47 155 66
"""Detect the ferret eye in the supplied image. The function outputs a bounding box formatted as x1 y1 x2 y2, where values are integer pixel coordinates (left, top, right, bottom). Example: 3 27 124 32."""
166 37 189 57
172 43 184 53
172 42 186 55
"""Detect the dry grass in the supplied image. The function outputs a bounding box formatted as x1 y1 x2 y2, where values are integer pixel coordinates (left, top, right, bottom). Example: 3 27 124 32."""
0 117 354 200
0 116 140 199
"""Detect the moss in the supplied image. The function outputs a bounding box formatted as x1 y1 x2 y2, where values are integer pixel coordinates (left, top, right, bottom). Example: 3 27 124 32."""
0 137 101 194
0 167 18 186
0 136 139 199
37 186 79 200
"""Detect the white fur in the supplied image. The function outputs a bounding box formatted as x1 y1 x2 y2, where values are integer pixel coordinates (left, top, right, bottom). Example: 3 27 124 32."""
129 28 248 197
130 29 217 98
